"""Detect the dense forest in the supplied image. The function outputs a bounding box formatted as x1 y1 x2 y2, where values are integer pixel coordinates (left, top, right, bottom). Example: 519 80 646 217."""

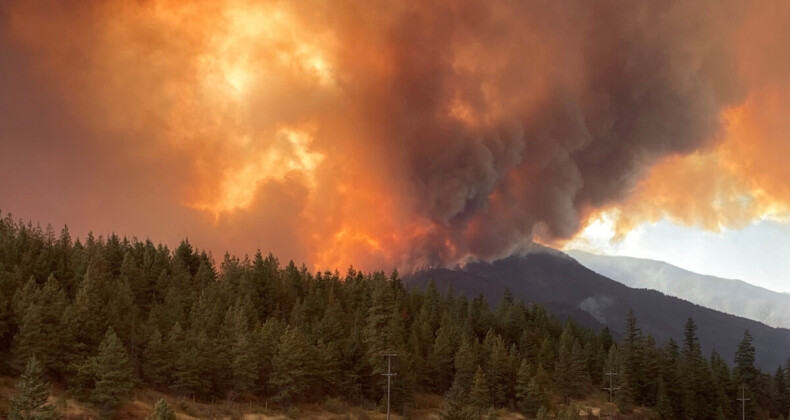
1 211 790 419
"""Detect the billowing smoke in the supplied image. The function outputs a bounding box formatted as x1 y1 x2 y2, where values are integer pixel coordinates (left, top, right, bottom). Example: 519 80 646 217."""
0 0 786 270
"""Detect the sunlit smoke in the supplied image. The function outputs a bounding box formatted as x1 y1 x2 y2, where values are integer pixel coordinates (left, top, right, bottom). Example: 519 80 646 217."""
1 0 788 271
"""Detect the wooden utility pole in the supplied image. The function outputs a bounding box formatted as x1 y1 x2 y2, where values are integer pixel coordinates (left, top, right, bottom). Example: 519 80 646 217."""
603 371 619 420
382 352 397 420
603 371 619 402
738 386 750 420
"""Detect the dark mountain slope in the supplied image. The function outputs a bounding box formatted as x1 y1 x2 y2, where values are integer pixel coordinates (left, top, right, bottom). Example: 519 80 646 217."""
406 251 790 370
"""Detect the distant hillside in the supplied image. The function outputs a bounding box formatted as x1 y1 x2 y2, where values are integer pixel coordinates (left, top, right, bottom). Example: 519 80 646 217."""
567 250 790 329
406 250 790 370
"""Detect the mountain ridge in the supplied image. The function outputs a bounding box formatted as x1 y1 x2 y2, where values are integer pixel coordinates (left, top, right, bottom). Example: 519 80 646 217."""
567 249 790 329
405 249 790 370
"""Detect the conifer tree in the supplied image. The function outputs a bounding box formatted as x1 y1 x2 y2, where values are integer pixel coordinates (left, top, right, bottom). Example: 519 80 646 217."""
734 330 757 389
315 339 343 396
91 327 134 418
270 327 314 406
515 359 532 414
147 398 175 420
469 365 490 411
68 256 112 350
0 286 8 368
253 318 284 395
682 318 702 361
710 349 735 419
120 252 148 309
734 330 758 418
230 332 259 397
776 365 790 417
12 276 68 376
430 326 455 392
555 325 577 402
655 377 673 420
105 276 136 346
621 309 645 404
571 340 590 395
440 377 473 420
486 335 512 407
142 329 171 389
170 329 207 398
524 365 551 416
13 305 47 371
8 356 58 420
453 338 477 393
538 336 557 372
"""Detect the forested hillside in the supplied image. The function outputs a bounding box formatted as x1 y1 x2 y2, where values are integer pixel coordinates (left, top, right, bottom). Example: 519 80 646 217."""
1 212 790 419
408 253 790 370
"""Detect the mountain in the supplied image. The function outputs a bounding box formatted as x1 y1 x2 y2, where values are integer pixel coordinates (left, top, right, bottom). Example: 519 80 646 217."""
405 249 790 370
567 249 790 330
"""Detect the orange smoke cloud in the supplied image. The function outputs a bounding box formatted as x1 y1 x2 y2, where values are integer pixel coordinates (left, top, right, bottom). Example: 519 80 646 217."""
594 1 790 239
0 0 787 271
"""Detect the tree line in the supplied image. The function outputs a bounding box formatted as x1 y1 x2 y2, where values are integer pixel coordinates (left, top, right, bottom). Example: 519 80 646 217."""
0 212 789 419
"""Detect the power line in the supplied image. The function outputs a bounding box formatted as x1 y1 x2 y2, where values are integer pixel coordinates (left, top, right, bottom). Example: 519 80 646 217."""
382 352 397 420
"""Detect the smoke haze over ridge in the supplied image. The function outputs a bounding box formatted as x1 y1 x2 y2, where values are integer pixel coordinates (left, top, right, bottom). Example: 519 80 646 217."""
1 0 788 271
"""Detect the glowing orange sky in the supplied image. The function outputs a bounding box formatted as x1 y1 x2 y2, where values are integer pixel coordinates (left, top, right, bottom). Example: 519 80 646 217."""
1 0 788 271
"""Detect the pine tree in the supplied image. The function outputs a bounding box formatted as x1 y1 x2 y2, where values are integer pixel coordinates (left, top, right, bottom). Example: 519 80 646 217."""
142 329 171 389
621 309 645 404
682 318 702 361
656 377 673 420
430 326 456 392
147 399 175 420
734 330 757 419
570 340 590 395
68 256 112 350
734 330 757 389
523 365 551 416
120 252 148 309
12 276 68 376
515 359 531 414
555 324 584 402
486 335 512 407
469 366 490 411
453 337 477 394
230 332 259 397
8 356 58 420
170 329 208 398
91 327 134 418
13 304 47 371
711 349 734 419
776 365 790 417
269 327 314 406
440 377 473 420
0 285 8 371
105 276 136 346
253 318 284 396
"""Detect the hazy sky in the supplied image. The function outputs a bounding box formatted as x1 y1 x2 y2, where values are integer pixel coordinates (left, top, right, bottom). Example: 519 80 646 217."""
568 217 790 293
2 1 789 283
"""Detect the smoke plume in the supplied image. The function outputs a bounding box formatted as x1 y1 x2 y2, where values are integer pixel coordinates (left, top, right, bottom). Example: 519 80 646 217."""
1 0 787 270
